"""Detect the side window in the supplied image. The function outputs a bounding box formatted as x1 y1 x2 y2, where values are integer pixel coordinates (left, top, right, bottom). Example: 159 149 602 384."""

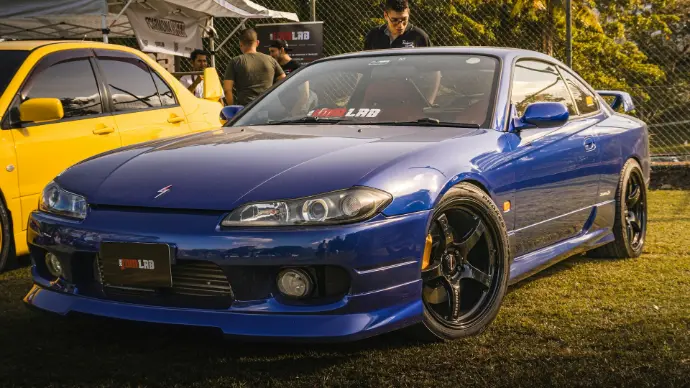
560 69 600 115
97 57 162 112
511 60 577 117
151 70 177 106
22 58 103 119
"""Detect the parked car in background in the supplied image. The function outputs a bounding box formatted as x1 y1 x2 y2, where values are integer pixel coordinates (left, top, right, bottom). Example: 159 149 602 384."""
0 40 225 272
23 47 649 342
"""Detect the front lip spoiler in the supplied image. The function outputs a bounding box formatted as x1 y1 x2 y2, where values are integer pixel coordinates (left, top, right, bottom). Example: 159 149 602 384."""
23 283 424 343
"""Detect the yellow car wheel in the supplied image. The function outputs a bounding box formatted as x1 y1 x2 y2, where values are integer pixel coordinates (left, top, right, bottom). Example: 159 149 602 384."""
0 202 14 273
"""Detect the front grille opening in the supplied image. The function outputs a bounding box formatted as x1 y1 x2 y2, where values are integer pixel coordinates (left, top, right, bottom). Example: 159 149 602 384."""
97 258 234 309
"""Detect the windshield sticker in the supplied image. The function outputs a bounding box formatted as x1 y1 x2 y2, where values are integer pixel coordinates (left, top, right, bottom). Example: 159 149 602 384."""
368 59 391 66
308 108 381 118
466 57 481 64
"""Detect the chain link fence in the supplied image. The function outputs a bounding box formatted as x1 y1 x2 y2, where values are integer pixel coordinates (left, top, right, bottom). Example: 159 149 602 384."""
157 0 689 159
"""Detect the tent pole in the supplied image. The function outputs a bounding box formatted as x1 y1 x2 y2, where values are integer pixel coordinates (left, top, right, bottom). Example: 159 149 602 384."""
102 14 109 43
210 17 216 68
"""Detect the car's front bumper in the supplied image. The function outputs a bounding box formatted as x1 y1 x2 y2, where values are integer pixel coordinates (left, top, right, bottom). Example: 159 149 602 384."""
25 207 431 341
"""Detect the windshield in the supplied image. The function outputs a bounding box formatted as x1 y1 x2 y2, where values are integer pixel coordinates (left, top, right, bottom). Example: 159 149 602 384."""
0 50 30 97
232 54 499 128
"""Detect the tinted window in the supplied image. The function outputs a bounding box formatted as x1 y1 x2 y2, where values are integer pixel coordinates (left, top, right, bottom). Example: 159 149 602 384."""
151 71 177 106
560 69 600 115
23 58 103 118
98 57 162 111
233 54 500 128
0 50 29 95
511 60 576 117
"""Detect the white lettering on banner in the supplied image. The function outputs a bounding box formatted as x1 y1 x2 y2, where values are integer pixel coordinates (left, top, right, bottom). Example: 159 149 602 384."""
144 17 188 38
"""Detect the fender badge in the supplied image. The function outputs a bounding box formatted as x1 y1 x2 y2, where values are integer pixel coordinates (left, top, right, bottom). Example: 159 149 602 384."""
155 185 172 199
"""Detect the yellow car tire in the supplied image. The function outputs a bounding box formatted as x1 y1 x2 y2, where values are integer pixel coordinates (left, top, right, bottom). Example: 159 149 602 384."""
0 202 14 273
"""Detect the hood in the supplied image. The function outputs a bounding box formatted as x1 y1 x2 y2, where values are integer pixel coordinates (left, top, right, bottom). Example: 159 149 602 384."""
57 125 483 211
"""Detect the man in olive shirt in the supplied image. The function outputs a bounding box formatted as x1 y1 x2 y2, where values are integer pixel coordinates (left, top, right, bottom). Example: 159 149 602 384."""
224 28 286 106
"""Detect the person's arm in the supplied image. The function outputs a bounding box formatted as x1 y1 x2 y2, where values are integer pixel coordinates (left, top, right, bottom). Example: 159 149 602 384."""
189 76 203 94
223 80 234 105
272 58 286 83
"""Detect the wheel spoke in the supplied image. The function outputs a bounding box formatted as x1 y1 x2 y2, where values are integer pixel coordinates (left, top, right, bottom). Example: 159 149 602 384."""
627 211 642 233
441 275 461 321
455 218 486 258
436 213 455 247
460 261 492 288
422 261 444 282
627 184 641 208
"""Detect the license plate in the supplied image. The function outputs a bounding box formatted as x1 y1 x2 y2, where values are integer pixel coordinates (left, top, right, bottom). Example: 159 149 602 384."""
99 242 173 289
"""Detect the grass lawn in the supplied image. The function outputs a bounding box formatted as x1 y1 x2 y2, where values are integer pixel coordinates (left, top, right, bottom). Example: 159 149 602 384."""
1 191 688 387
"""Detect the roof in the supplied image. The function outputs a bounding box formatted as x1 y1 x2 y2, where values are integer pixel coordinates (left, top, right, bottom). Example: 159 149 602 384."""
322 46 560 64
0 40 63 50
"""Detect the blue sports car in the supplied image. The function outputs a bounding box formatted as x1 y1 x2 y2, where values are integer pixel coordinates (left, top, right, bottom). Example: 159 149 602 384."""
24 47 649 342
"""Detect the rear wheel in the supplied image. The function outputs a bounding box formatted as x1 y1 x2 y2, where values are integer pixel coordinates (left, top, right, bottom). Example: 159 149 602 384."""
588 159 647 259
0 202 15 273
409 183 511 341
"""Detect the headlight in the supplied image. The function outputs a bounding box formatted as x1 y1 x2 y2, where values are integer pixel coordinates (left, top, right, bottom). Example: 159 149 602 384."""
221 187 392 227
38 181 88 220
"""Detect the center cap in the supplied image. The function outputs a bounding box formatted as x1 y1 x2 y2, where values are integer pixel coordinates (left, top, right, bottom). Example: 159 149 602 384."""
444 253 456 272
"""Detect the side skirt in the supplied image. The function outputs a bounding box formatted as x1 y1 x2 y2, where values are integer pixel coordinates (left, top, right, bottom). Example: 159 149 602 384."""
508 200 616 285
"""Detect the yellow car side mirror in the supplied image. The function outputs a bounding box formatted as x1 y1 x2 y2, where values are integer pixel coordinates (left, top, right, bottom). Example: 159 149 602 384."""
19 98 64 123
203 67 223 102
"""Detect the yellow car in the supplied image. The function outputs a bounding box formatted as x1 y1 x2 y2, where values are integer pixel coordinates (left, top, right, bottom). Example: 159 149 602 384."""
0 40 225 272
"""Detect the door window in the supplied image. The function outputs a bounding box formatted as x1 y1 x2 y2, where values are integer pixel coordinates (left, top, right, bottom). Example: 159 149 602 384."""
98 57 162 111
511 60 577 117
151 71 177 106
560 69 600 116
22 58 103 118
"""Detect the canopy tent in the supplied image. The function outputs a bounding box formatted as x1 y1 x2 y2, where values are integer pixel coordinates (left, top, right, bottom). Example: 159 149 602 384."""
0 0 299 62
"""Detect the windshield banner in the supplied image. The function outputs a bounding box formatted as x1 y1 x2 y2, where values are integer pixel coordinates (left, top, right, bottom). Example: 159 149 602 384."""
255 21 324 65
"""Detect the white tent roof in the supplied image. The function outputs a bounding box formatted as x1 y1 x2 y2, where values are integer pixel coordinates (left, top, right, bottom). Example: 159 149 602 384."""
0 0 299 40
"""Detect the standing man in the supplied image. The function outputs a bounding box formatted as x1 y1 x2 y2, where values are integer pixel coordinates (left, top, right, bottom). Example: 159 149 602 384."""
224 28 286 106
362 0 440 104
363 0 431 50
179 49 209 98
268 39 301 75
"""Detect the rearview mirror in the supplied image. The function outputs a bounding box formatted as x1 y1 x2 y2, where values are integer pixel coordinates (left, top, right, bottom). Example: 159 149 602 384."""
596 90 635 113
512 102 569 131
220 105 244 123
203 67 223 102
19 98 64 123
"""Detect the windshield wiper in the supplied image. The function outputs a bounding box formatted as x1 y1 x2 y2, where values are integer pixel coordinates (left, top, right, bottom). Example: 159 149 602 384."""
366 118 481 128
264 116 351 125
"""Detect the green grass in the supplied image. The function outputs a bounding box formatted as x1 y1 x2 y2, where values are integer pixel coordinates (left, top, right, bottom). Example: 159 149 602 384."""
1 191 688 387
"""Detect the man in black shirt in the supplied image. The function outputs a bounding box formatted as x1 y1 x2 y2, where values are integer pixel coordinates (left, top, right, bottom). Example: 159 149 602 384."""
363 0 439 104
364 0 431 50
269 39 301 75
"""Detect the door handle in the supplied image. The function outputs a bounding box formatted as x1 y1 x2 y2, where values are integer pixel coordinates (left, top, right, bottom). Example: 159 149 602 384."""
93 126 115 135
167 115 185 124
583 137 597 152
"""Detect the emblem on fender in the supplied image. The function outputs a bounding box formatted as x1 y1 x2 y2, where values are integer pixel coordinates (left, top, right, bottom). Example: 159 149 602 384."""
155 185 172 199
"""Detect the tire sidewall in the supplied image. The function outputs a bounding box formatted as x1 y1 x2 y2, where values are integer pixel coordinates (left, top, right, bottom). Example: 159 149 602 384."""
0 202 13 272
421 183 511 340
616 160 647 258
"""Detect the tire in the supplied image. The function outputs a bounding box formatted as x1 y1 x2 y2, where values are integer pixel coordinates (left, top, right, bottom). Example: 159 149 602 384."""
406 182 511 341
0 201 15 273
588 159 647 259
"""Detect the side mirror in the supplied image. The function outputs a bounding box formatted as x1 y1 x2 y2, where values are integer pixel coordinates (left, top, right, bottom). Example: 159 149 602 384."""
19 98 64 123
203 67 223 102
220 105 244 123
512 102 569 132
596 90 635 113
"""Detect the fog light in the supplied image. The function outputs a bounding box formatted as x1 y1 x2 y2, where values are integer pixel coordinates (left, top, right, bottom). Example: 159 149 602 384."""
45 253 63 277
277 268 313 298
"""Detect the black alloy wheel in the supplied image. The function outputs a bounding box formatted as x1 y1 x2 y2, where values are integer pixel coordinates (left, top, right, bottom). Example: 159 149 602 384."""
409 183 511 341
588 159 648 259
